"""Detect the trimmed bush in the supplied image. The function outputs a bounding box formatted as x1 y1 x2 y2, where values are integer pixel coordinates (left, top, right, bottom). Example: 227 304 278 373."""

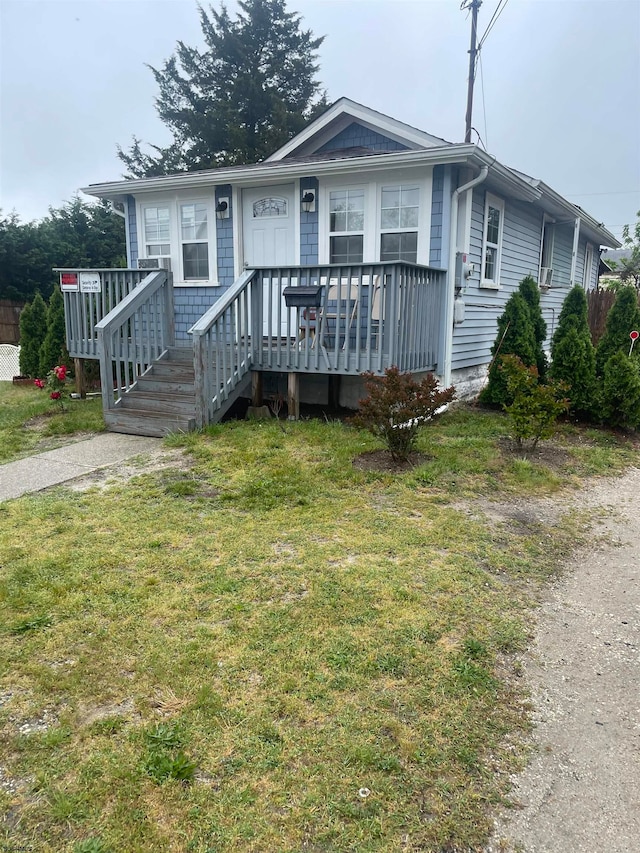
349 367 455 462
18 292 47 378
595 285 640 376
601 352 640 430
480 291 538 408
549 286 596 419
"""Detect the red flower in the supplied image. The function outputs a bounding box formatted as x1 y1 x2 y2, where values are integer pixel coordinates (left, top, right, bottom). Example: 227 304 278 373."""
50 391 61 400
54 366 67 381
34 379 45 389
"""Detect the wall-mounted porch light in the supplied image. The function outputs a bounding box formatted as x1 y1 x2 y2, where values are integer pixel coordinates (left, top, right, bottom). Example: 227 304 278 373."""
216 198 230 220
301 190 316 214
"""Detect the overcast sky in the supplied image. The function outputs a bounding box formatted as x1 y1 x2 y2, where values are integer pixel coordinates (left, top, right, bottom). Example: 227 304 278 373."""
1 0 638 242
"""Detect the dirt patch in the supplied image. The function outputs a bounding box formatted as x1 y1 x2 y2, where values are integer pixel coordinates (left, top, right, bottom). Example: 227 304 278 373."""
66 445 194 492
352 449 430 472
497 436 572 470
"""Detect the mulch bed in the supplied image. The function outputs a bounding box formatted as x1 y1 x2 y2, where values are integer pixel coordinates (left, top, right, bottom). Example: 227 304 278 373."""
352 449 430 473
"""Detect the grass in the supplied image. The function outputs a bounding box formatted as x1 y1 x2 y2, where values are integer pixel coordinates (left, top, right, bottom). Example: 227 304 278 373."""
0 400 637 852
0 381 105 463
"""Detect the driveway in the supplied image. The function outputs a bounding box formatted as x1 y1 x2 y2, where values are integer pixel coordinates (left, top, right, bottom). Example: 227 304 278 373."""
487 468 640 852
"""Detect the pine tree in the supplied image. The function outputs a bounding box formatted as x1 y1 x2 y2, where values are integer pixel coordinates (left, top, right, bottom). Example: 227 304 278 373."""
39 286 69 376
595 285 640 376
549 285 596 418
519 275 547 378
18 292 48 377
480 291 538 407
118 0 327 177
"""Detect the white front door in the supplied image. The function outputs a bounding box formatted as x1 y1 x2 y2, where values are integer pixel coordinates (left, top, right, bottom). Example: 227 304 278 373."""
243 185 297 336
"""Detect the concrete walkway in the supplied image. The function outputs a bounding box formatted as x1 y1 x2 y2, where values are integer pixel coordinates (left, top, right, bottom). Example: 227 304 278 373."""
0 433 161 501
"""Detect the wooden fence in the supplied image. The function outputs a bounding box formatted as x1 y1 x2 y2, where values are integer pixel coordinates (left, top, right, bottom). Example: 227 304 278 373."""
586 289 638 346
0 300 24 344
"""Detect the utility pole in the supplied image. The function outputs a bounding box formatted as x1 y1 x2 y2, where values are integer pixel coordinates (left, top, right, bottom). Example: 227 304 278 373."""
463 0 481 143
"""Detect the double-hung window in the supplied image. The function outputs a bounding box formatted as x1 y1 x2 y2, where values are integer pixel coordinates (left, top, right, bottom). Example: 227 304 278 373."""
181 202 209 280
144 206 171 258
380 185 419 263
481 194 504 287
329 189 364 264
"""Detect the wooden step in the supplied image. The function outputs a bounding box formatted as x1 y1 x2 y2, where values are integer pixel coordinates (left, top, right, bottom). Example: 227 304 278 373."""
104 408 196 437
163 346 194 364
119 390 196 416
135 374 196 395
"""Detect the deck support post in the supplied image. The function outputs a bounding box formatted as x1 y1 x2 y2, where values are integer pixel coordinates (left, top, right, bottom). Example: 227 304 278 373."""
251 371 263 406
287 372 299 420
74 358 86 399
328 374 341 410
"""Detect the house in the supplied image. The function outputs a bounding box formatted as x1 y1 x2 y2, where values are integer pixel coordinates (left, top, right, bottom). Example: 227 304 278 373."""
63 98 620 435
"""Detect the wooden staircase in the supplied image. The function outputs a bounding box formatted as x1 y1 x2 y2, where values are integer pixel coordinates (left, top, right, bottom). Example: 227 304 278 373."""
104 347 197 437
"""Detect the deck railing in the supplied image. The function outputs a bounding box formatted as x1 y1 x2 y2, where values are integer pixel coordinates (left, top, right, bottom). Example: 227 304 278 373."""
189 270 257 427
95 270 174 415
252 262 446 375
57 268 150 358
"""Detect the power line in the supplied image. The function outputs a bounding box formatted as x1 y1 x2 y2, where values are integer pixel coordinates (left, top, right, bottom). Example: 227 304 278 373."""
478 0 511 49
564 191 640 198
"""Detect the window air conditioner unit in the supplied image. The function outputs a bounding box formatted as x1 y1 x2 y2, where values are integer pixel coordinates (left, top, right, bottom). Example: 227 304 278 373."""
539 267 553 289
137 258 171 271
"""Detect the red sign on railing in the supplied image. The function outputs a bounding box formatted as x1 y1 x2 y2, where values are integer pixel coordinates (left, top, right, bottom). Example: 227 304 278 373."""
60 272 78 292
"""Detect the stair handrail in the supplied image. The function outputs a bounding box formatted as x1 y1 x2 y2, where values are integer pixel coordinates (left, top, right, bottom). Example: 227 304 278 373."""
189 269 258 427
188 269 257 336
96 269 175 414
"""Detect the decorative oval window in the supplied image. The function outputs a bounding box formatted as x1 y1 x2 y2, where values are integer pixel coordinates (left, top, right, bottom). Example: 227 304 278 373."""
253 197 288 218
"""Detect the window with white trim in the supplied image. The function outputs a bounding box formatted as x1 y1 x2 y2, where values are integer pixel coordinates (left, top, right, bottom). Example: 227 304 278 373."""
329 188 364 264
180 202 209 280
481 194 504 287
380 185 419 263
143 206 171 257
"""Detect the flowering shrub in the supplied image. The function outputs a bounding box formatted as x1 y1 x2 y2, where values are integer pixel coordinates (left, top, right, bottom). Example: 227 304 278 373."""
34 364 68 410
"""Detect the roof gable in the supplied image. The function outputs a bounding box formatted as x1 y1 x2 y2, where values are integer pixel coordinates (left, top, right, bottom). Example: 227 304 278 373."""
266 97 451 162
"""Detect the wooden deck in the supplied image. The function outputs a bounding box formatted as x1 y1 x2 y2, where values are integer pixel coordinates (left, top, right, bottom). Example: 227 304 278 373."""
61 263 447 434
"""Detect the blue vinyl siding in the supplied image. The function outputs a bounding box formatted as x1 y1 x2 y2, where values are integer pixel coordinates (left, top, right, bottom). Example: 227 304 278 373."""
317 122 409 153
429 166 444 267
300 176 319 265
173 286 220 342
216 184 235 289
452 190 570 371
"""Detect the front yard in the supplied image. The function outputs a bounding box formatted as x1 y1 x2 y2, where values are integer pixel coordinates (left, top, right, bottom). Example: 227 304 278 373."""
0 384 637 852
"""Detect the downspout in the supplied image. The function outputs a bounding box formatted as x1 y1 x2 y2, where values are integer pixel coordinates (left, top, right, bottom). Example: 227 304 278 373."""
110 199 132 269
570 216 581 285
443 164 490 388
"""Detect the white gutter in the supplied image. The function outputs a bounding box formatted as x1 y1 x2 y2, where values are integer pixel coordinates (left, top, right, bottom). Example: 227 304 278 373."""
570 216 581 284
443 165 490 388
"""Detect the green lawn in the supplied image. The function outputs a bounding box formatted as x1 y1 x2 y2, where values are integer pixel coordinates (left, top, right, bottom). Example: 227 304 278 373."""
0 398 636 852
0 381 105 463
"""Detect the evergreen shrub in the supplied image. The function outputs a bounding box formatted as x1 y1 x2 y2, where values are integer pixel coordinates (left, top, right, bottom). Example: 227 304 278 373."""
480 291 537 408
18 292 47 378
39 286 69 376
595 285 640 376
549 286 596 419
600 352 640 430
519 275 547 378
